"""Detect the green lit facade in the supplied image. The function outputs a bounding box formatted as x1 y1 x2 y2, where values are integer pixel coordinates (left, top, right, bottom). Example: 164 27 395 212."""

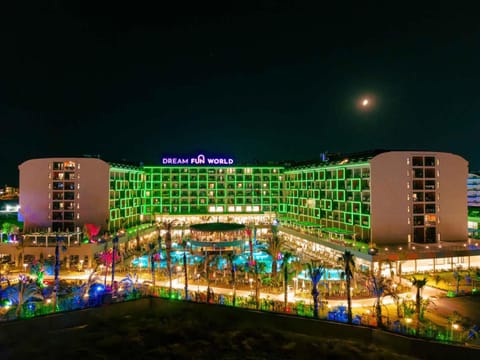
282 162 372 241
115 162 373 241
142 166 284 215
108 165 145 231
19 151 468 246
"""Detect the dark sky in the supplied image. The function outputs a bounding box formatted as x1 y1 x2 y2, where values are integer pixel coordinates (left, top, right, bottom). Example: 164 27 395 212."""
1 2 480 185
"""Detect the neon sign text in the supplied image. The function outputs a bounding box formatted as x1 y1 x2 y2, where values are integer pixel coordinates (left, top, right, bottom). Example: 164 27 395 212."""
162 154 234 165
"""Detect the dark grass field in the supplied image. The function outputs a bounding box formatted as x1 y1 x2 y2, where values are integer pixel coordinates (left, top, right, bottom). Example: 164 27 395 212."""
2 308 419 360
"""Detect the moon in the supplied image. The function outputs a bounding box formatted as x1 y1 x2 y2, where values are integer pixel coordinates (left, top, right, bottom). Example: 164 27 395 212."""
362 99 369 106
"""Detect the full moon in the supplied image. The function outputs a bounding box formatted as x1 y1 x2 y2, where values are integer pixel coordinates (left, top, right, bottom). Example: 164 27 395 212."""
362 99 369 106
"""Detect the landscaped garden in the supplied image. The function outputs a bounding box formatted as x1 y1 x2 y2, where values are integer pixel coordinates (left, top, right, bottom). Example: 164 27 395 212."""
1 223 480 352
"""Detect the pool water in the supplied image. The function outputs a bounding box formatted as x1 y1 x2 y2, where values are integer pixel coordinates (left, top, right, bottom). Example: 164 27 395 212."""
130 245 343 280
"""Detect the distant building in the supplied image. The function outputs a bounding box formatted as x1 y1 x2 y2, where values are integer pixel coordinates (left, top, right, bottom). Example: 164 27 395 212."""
0 185 19 200
468 172 480 207
468 172 480 238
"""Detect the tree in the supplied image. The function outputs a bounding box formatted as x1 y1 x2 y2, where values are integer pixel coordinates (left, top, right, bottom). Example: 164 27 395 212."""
368 274 390 328
306 261 326 318
339 250 355 324
52 235 63 311
111 236 119 291
383 281 402 318
453 270 463 296
226 252 237 307
266 225 283 278
182 237 189 300
98 245 120 286
411 277 427 335
3 275 43 318
281 251 294 312
161 219 178 297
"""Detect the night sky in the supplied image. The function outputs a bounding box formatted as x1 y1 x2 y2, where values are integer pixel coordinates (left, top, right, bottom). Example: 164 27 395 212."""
1 2 479 186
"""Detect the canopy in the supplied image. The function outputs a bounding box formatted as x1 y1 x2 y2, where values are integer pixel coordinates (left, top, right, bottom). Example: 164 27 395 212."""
189 222 246 232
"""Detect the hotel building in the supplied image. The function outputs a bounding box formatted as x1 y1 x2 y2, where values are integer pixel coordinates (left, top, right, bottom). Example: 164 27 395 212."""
468 172 480 238
1 150 475 272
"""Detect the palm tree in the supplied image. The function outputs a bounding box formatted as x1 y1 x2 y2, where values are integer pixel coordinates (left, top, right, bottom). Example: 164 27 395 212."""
306 261 326 318
266 225 283 278
411 277 427 335
161 219 178 297
111 236 119 291
281 251 294 312
182 238 189 300
453 270 463 296
4 275 43 318
53 235 62 311
383 280 402 318
226 252 237 306
369 274 388 328
339 250 355 324
200 254 214 303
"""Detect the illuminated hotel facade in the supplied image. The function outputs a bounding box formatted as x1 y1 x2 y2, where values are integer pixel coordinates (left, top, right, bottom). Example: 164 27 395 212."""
3 150 475 271
16 150 468 246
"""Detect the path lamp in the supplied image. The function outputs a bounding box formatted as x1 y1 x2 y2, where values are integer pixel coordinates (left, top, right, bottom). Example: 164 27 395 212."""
405 317 412 334
451 323 459 341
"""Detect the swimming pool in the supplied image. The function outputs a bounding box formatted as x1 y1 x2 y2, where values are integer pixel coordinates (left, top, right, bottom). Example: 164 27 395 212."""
130 247 343 280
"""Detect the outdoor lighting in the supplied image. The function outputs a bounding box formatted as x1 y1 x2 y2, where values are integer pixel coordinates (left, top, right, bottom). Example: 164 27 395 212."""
405 318 412 324
23 263 27 273
451 323 459 340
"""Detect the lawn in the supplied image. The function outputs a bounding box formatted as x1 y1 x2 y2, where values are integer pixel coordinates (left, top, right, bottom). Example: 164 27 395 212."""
2 306 419 360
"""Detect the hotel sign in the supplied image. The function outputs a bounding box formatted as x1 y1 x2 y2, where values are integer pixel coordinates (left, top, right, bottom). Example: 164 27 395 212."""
162 154 234 165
